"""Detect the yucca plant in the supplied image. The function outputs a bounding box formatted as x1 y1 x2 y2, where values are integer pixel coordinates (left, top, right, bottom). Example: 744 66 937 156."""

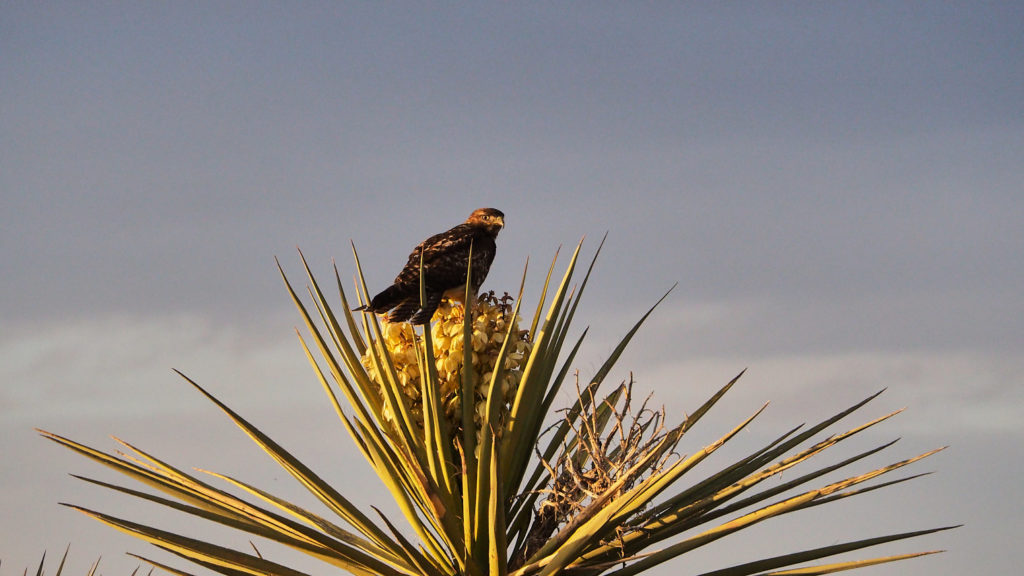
40 238 954 576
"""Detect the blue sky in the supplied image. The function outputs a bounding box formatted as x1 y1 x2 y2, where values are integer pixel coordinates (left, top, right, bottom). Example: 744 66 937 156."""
2 3 1022 574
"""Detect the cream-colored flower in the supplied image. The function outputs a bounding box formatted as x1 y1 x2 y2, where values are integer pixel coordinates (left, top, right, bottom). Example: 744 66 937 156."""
360 291 532 446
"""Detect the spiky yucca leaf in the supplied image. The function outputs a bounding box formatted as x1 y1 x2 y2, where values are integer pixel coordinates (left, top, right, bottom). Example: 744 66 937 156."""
6 546 112 576
41 239 953 576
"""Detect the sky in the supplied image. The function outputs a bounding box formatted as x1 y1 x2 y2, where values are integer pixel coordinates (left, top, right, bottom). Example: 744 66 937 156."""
1 2 1022 574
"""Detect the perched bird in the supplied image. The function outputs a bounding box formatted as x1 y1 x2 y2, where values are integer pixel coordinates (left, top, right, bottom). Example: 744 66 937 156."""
359 208 505 324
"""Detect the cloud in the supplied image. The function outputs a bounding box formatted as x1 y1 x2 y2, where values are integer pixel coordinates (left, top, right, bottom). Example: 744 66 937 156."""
547 298 1024 439
637 350 1023 435
0 312 310 427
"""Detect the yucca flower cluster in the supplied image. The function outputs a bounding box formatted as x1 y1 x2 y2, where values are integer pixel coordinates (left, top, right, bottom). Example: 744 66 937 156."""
361 291 532 446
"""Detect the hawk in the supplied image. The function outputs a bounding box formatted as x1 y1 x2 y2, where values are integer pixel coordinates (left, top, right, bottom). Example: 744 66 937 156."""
359 207 505 324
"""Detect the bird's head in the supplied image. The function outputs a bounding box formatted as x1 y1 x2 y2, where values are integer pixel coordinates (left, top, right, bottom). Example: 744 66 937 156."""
467 207 505 236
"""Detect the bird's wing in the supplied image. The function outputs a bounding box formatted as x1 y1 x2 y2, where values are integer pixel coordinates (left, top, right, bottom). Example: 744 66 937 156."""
393 223 476 284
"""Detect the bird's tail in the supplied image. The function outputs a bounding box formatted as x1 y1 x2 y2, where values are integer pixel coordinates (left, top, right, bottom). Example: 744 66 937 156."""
358 283 410 313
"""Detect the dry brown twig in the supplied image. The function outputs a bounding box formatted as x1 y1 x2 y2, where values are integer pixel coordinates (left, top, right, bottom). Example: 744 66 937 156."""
515 374 681 566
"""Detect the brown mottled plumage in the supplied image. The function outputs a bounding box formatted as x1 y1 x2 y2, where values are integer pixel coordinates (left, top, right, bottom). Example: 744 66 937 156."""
359 208 505 324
